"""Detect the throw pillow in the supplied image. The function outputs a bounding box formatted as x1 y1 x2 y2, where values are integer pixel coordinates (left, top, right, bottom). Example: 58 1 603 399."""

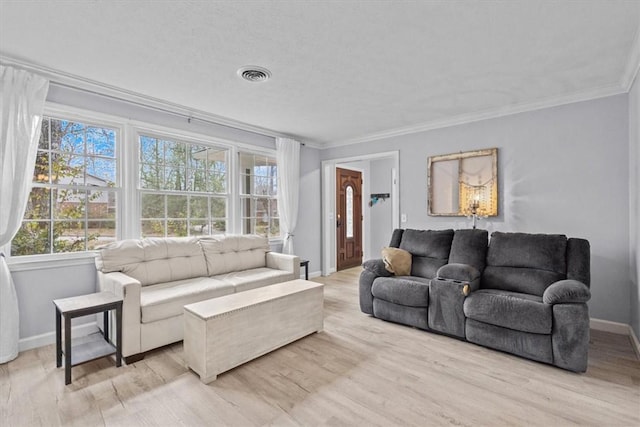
381 247 412 276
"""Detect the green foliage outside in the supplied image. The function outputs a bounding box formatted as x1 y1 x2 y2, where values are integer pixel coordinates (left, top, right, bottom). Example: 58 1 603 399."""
11 118 116 256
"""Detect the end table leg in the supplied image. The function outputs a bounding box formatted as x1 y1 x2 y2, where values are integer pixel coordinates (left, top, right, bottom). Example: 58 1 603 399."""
115 304 122 367
55 308 62 368
64 315 72 385
103 310 109 342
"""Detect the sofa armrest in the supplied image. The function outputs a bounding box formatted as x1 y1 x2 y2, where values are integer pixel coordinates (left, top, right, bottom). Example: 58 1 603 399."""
266 252 300 278
543 280 591 305
362 259 392 277
436 263 480 282
97 271 142 357
436 263 481 295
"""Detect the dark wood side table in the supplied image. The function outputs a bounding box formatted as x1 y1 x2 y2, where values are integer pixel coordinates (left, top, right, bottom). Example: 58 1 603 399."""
300 259 310 280
53 291 122 385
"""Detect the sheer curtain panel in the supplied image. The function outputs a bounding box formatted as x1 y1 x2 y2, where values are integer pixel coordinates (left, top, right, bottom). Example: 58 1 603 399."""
275 138 301 255
0 66 49 363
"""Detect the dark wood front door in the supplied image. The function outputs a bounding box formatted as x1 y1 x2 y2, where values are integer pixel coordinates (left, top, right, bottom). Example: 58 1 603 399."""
336 167 362 271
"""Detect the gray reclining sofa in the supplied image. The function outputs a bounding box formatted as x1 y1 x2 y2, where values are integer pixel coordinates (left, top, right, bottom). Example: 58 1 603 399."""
359 229 591 372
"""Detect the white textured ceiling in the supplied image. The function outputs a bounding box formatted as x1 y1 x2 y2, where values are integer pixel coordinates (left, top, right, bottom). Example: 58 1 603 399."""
1 1 639 146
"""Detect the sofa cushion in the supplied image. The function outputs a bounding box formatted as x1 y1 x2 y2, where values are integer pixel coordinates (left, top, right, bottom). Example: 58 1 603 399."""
448 229 488 273
487 232 567 274
199 235 269 276
411 257 448 279
399 229 454 259
381 247 412 275
371 276 431 307
482 266 565 297
463 289 552 334
140 277 234 323
95 237 208 286
212 267 293 292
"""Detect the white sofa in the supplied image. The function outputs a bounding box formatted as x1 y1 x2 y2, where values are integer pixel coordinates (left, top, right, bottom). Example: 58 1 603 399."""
95 234 300 362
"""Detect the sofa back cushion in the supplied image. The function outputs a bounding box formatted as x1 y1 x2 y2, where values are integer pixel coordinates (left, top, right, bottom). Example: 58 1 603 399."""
482 232 567 296
448 229 488 273
399 229 454 278
95 237 208 286
199 234 269 276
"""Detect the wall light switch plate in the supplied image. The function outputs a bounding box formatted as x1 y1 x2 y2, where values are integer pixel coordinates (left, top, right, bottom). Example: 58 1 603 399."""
401 214 407 223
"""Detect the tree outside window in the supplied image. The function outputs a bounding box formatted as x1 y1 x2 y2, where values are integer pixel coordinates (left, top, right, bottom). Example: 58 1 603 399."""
239 152 279 238
139 135 228 237
11 117 118 256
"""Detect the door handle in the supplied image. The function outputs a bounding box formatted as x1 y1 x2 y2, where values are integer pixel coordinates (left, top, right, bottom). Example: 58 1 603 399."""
337 214 341 228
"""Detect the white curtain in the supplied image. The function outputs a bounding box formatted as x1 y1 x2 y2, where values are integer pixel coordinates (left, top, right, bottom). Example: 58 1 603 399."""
0 66 49 363
275 138 301 255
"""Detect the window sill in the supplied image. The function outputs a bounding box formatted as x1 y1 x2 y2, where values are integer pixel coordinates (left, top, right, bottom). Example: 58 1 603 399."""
6 252 98 272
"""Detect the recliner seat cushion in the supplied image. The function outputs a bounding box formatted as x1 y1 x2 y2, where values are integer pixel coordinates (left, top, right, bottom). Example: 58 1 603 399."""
371 276 431 307
463 289 552 334
140 277 234 323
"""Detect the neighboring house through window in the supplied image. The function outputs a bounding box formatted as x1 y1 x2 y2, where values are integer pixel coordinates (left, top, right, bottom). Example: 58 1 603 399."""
11 116 118 256
10 111 282 258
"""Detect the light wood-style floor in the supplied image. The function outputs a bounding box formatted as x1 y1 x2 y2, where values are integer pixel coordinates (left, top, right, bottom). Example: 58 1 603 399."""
2 267 639 426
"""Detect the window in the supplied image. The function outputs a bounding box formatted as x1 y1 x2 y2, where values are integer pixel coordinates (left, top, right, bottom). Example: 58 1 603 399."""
139 135 228 237
11 116 118 256
9 107 282 259
239 152 279 238
346 185 354 238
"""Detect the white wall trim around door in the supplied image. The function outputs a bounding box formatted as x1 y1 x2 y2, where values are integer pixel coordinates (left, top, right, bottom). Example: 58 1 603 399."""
321 151 400 276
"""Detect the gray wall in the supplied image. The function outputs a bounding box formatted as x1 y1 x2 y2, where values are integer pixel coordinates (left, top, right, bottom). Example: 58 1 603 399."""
369 157 394 254
630 74 639 339
296 146 322 275
321 94 631 324
9 86 636 346
10 86 323 346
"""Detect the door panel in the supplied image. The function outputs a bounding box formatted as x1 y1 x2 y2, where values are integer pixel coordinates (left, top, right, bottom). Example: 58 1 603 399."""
336 167 362 271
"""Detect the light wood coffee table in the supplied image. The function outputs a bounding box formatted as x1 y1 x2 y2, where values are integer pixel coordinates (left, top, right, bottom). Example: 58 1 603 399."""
183 279 324 383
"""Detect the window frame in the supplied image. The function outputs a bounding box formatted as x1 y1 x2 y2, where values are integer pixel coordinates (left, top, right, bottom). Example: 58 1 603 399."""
135 129 231 238
6 103 282 269
238 150 281 239
6 105 124 266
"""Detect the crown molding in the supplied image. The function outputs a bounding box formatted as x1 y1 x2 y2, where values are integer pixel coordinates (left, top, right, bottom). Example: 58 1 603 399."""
1 54 632 152
621 18 640 91
322 83 627 149
0 54 305 143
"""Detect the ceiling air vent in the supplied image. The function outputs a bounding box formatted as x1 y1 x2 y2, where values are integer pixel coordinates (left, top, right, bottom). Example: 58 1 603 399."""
237 66 271 82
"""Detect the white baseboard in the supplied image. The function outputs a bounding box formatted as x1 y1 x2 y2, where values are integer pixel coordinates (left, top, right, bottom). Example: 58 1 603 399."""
590 318 630 335
630 325 640 360
19 322 99 352
309 270 322 279
590 318 640 360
